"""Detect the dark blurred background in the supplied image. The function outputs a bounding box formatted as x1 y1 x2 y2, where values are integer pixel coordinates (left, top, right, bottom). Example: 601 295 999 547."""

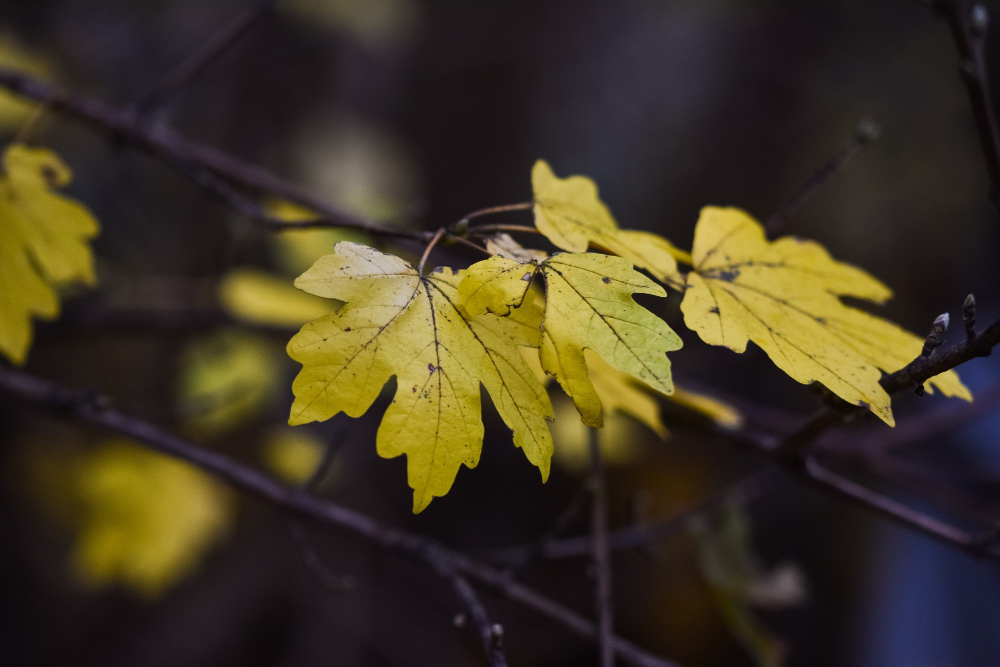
3 1 1000 666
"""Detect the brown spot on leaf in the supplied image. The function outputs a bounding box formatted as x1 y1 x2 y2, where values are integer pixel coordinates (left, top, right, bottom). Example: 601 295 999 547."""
602 276 611 284
428 363 436 374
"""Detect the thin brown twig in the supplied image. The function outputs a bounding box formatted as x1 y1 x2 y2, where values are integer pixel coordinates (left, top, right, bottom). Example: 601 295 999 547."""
466 224 542 237
419 228 447 275
459 202 534 224
766 117 881 235
927 0 1000 206
0 366 679 667
426 551 509 667
132 0 279 115
589 429 616 667
497 481 592 571
503 469 783 561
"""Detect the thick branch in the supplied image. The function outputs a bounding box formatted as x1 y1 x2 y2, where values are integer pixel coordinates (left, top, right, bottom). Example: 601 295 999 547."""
0 367 678 667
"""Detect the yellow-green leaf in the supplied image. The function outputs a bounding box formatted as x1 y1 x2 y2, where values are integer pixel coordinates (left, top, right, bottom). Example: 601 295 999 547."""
71 440 230 598
0 144 99 364
219 267 338 327
680 207 970 426
460 252 682 428
692 503 805 667
531 160 687 284
287 242 554 512
0 32 53 130
175 330 282 436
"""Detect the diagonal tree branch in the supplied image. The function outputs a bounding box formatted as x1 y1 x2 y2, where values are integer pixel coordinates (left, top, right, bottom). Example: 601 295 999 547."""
0 366 679 667
766 117 881 236
0 67 423 241
132 0 280 115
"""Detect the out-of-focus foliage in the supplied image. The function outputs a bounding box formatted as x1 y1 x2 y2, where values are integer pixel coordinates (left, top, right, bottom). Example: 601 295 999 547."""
692 502 808 667
175 329 281 436
0 32 52 129
287 242 554 512
459 251 682 427
218 267 337 327
69 440 231 598
281 0 420 50
263 427 328 485
680 207 971 426
0 144 99 364
288 114 420 223
265 198 369 275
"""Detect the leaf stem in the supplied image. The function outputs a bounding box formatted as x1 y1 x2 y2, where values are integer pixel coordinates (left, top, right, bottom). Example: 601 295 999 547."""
419 227 447 275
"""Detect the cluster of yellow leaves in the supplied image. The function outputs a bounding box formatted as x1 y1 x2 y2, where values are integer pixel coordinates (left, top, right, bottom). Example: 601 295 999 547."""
529 162 969 427
459 250 683 427
0 145 99 364
283 159 972 511
70 440 231 598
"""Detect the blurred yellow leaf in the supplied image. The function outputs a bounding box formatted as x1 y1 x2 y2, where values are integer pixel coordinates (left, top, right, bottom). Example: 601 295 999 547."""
263 428 328 484
459 252 682 428
71 440 230 598
668 386 744 430
584 350 667 438
287 242 554 512
0 144 99 364
219 267 337 327
681 207 971 426
175 329 282 436
551 395 646 474
0 32 53 130
531 160 687 285
265 198 369 275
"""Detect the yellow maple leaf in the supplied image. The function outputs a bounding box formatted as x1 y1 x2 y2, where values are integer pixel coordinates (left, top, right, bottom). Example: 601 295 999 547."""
459 252 682 428
680 207 970 426
218 267 338 327
71 440 230 598
0 144 99 364
531 160 687 285
286 242 554 512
